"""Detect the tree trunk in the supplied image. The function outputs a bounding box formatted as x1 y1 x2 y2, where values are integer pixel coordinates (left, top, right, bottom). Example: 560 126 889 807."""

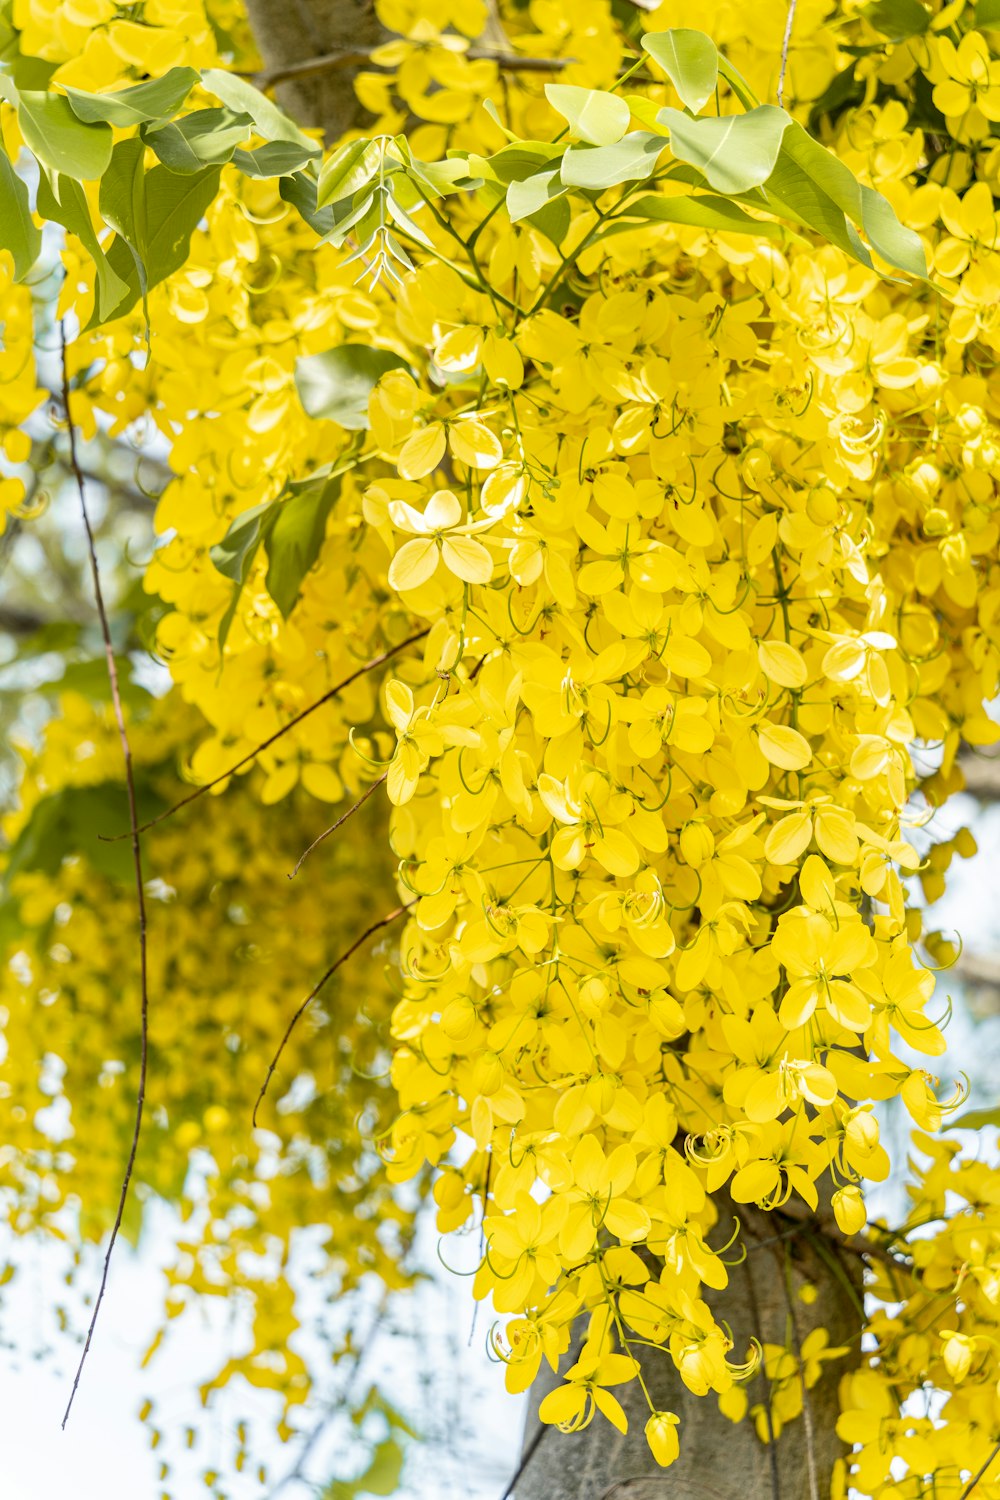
243 0 387 139
515 1208 862 1500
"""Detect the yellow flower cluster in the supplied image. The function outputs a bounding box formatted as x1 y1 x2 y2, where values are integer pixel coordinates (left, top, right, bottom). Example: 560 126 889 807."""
9 0 1000 1487
0 261 43 532
10 0 220 89
0 692 409 1485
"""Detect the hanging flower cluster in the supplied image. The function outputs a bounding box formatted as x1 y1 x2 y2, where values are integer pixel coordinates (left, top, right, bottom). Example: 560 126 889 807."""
0 691 409 1487
6 0 1000 1489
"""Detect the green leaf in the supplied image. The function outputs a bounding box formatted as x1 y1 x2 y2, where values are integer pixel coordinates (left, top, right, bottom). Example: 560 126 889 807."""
99 137 148 302
977 0 1000 25
716 55 760 109
0 141 40 279
469 141 561 186
200 66 316 149
506 168 567 223
545 83 631 146
641 29 719 114
210 499 275 585
143 107 253 174
62 67 199 126
316 138 382 209
525 191 570 246
862 0 930 39
209 500 276 650
947 1106 1000 1131
659 104 789 193
322 1439 405 1500
609 191 784 238
36 169 130 323
232 140 320 178
279 171 335 237
265 474 341 618
16 88 113 179
560 131 666 191
295 345 410 430
88 162 221 326
771 121 926 277
4 783 164 887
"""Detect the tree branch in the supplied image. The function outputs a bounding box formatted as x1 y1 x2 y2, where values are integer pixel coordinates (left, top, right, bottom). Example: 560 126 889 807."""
251 43 574 89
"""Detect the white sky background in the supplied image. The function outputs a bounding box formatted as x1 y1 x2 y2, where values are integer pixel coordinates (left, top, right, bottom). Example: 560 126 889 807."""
3 808 1000 1499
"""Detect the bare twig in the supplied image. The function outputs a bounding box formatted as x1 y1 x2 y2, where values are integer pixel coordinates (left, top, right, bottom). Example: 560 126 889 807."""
778 0 797 107
289 773 387 879
59 326 150 1429
962 1441 1000 1498
252 901 413 1127
103 630 428 839
252 45 574 89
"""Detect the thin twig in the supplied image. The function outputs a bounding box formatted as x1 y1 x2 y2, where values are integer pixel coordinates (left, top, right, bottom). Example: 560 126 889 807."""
251 45 574 89
252 901 413 1127
288 773 387 879
59 326 150 1429
103 630 428 839
777 0 797 107
962 1441 1000 1498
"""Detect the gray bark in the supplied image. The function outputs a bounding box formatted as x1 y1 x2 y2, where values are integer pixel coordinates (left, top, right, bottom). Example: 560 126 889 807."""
514 1208 862 1500
243 0 386 139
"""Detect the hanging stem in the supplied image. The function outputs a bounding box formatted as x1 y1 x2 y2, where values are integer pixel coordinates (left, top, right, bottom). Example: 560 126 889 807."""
59 325 150 1429
288 772 387 879
103 630 428 839
252 900 414 1126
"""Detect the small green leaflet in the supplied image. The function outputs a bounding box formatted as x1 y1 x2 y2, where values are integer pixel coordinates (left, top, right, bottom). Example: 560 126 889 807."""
544 84 631 146
322 1439 405 1500
62 67 199 127
506 169 566 223
316 138 383 209
99 138 149 335
89 163 221 328
233 140 320 178
0 142 40 279
201 67 317 150
469 140 562 186
4 82 113 180
37 170 130 324
294 345 410 430
641 30 719 115
279 171 336 237
143 107 253 174
861 0 930 39
210 473 343 637
773 121 926 278
947 1106 1000 1131
265 475 342 617
560 131 666 191
659 104 789 194
603 191 784 239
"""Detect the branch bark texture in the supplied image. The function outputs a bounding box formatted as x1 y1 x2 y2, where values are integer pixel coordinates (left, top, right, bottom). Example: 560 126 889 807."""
515 1208 862 1500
